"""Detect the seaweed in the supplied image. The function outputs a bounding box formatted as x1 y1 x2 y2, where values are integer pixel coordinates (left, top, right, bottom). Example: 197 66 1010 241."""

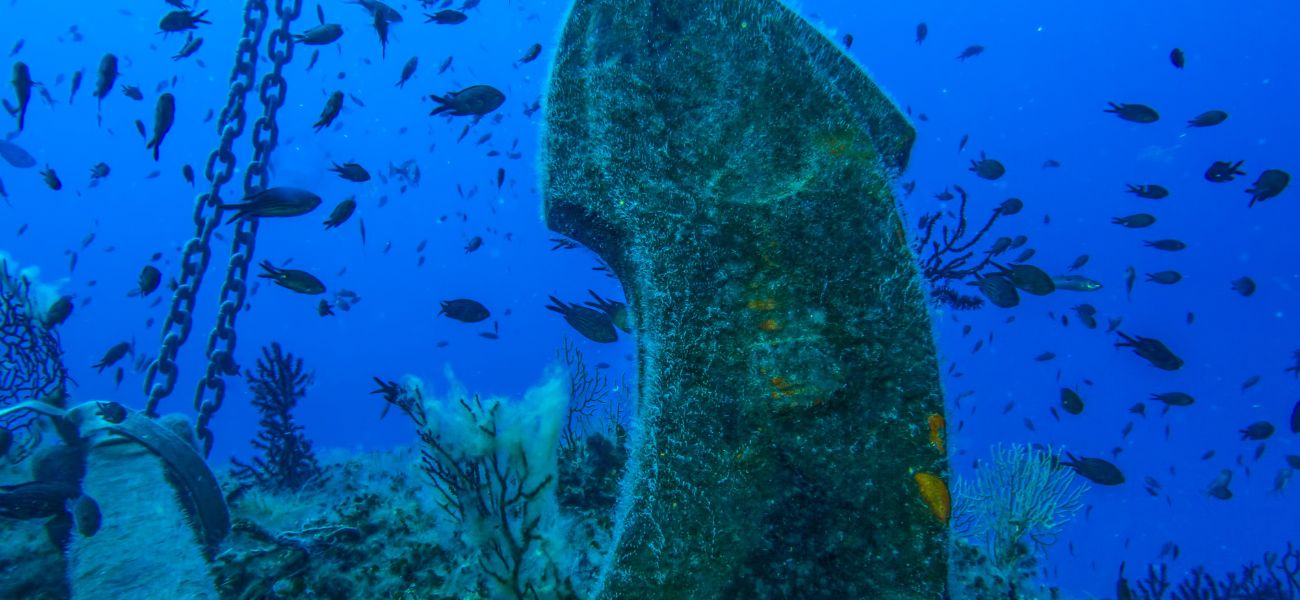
230 343 325 492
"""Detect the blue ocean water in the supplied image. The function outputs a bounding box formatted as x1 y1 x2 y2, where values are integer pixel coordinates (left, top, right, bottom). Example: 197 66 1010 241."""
1 0 1297 598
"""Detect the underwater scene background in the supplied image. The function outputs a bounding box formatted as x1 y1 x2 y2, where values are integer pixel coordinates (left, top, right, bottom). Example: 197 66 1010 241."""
1 0 1297 598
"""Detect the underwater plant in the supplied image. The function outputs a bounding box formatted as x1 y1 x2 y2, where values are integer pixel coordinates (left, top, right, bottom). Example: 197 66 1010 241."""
0 259 70 462
230 342 325 492
952 444 1090 596
913 185 1015 308
1124 542 1300 599
372 370 575 599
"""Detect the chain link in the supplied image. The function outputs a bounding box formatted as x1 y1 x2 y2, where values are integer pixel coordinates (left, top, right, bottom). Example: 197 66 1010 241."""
193 0 302 456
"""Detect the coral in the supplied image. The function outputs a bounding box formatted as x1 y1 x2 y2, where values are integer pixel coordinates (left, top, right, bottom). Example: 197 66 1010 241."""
0 259 69 463
230 343 325 492
913 185 1012 294
1128 542 1300 599
372 371 575 599
953 444 1089 594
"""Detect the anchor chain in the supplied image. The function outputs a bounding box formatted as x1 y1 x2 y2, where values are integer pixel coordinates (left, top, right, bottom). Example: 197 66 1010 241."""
144 0 270 420
193 0 301 456
144 0 301 456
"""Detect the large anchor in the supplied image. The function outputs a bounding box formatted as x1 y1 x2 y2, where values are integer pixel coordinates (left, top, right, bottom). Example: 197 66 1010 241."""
543 0 947 596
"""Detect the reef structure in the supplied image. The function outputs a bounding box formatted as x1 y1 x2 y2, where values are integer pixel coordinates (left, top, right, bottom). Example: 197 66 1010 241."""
543 0 946 597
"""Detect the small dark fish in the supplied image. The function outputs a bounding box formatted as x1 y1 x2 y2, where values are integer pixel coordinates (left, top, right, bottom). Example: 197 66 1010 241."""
516 43 542 65
496 167 505 189
182 164 195 186
0 139 36 167
295 23 344 45
464 236 482 253
969 274 1019 308
89 162 110 181
8 39 22 57
1036 352 1056 362
40 166 62 190
1104 102 1159 124
93 54 119 113
1207 469 1232 500
315 91 343 131
1230 276 1256 297
69 70 83 103
306 49 320 71
1170 48 1185 69
1112 213 1156 228
173 33 204 60
219 187 322 223
1041 159 1060 169
429 85 505 117
955 45 983 61
137 265 162 296
44 295 74 328
330 161 371 182
145 93 175 161
1115 331 1183 371
915 23 928 45
439 298 490 323
372 9 390 58
359 218 367 246
318 299 335 316
159 9 211 34
1061 389 1084 415
1072 304 1098 329
1240 421 1274 441
842 34 854 49
134 119 147 139
1241 375 1261 392
1145 271 1182 285
120 84 143 100
1144 239 1186 251
1125 266 1136 299
396 56 418 87
958 134 969 152
11 62 33 131
424 9 467 24
997 197 1023 215
1204 160 1246 183
438 56 454 74
1062 453 1125 486
93 341 132 372
1245 169 1289 207
1187 110 1227 127
969 152 1005 180
546 296 617 343
257 261 326 295
995 263 1055 295
1067 255 1089 271
1151 392 1194 407
323 196 356 229
1125 184 1168 199
933 187 954 201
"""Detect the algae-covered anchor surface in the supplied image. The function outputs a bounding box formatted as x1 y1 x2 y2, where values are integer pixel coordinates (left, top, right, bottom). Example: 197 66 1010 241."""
543 0 947 597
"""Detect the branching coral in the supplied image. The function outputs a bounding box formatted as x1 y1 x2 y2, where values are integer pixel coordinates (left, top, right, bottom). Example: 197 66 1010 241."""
912 185 1013 309
371 373 574 599
231 343 324 491
0 260 69 462
953 444 1089 591
1128 542 1300 599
